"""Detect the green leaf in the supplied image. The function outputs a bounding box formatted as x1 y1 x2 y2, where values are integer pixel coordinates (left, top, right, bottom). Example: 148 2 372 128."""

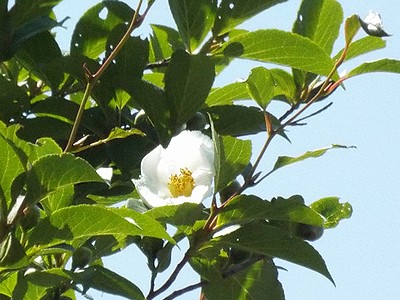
25 153 104 204
149 24 184 62
344 14 361 46
0 271 18 297
0 77 29 126
0 233 29 270
26 204 171 251
217 195 324 227
206 81 249 106
206 222 335 283
293 0 343 55
214 136 252 193
347 59 400 79
218 29 336 78
333 36 386 62
269 144 355 177
213 0 288 36
168 0 217 52
246 67 275 108
164 50 215 128
203 259 284 300
70 1 134 58
24 268 72 288
72 265 145 300
310 197 352 228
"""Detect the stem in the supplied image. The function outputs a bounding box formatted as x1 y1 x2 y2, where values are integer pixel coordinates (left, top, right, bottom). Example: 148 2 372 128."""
147 252 190 300
163 282 205 300
64 0 145 152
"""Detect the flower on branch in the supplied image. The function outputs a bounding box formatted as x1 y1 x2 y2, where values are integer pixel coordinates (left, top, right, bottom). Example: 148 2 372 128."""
132 130 215 208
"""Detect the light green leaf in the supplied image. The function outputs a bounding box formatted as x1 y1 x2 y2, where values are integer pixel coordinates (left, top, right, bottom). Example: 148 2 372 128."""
269 144 355 176
164 50 215 128
168 0 217 52
333 36 386 62
246 67 275 109
217 195 324 227
347 59 400 78
0 271 18 297
206 81 249 107
218 29 336 78
206 222 335 283
214 135 252 193
213 0 288 36
70 1 134 58
149 24 184 62
25 153 104 204
310 197 352 228
26 205 172 251
203 259 284 300
293 0 343 55
344 14 361 46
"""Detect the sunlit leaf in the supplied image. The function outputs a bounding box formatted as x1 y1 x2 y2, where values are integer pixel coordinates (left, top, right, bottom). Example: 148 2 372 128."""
310 197 352 228
149 24 184 62
217 195 324 227
344 14 361 46
218 29 336 78
347 59 400 78
246 67 275 109
333 36 386 62
206 81 249 107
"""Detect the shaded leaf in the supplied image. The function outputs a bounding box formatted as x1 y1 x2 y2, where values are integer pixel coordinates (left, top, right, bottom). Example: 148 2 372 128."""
310 197 352 228
205 222 334 283
213 0 287 36
168 0 217 52
217 195 324 227
165 50 215 128
214 136 252 193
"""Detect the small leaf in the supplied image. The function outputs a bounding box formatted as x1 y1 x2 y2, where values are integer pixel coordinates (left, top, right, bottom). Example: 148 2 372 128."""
310 197 352 228
164 50 215 128
218 29 337 78
71 265 145 300
269 145 355 176
205 222 335 283
214 136 252 193
217 195 324 227
347 59 400 78
149 24 184 62
168 0 217 52
333 36 386 62
213 0 288 36
344 14 361 46
246 67 275 109
206 81 249 107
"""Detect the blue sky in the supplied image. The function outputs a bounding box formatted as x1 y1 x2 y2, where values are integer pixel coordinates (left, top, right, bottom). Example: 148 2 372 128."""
53 1 400 299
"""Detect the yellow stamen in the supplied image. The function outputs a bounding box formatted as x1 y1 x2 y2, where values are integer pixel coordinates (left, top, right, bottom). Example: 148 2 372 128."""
168 168 195 198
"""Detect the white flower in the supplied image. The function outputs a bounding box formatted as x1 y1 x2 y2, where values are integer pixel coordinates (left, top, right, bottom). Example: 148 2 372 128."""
132 130 215 208
359 11 391 37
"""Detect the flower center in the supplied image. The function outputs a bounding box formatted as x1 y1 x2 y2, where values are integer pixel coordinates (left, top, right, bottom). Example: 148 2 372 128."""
168 168 195 198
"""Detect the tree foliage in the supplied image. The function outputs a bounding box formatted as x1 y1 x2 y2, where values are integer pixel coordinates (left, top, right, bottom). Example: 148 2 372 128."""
0 0 399 299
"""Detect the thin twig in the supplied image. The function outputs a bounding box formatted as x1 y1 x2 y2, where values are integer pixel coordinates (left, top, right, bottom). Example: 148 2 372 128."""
163 282 206 300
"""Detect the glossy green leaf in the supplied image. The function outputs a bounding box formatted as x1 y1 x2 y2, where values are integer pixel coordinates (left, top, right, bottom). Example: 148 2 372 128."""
203 259 284 300
293 0 343 55
164 50 215 128
218 29 336 77
347 59 400 78
26 204 171 251
25 153 104 204
246 67 275 108
206 81 249 106
213 0 287 36
310 197 352 228
71 265 145 300
214 135 252 193
168 0 217 52
269 144 354 177
0 271 17 297
206 222 334 283
70 1 134 58
149 24 184 62
333 36 386 62
217 195 324 227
